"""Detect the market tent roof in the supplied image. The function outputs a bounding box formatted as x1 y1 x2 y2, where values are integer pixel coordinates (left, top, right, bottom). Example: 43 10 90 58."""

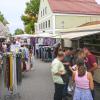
59 24 100 33
53 24 100 39
79 21 100 27
56 31 100 39
14 34 34 39
33 33 53 38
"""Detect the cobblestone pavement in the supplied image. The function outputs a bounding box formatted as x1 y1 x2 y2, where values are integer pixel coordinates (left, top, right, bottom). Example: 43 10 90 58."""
10 59 100 100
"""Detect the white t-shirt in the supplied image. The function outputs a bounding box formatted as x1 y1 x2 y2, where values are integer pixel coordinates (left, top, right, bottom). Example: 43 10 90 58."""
36 44 39 50
51 58 66 84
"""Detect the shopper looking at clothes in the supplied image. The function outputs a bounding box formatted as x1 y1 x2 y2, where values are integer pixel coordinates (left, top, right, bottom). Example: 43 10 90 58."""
54 43 61 58
51 51 66 100
62 48 72 99
72 59 94 100
71 50 85 71
83 47 98 74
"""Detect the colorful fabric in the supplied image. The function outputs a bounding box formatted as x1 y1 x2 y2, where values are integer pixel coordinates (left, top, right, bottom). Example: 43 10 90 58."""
16 54 22 85
13 54 17 90
2 53 22 90
9 54 13 90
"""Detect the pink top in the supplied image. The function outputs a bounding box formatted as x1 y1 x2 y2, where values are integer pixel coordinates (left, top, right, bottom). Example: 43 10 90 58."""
75 71 90 89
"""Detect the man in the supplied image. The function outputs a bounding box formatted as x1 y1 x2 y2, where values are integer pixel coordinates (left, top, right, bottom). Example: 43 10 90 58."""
51 51 66 100
35 43 39 58
63 48 72 99
83 47 98 74
2 42 7 52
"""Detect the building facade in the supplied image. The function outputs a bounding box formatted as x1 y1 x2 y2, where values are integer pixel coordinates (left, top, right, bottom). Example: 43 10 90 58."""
35 0 100 35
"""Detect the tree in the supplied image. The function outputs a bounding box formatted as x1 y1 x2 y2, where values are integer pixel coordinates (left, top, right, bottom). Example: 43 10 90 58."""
0 12 4 23
14 28 24 35
0 11 8 25
21 0 40 34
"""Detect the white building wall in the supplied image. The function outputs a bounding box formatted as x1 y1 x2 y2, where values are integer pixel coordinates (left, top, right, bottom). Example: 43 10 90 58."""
36 0 54 34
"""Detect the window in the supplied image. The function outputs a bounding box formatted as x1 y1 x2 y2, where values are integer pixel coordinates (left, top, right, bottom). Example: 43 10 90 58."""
43 22 45 29
45 7 47 14
61 21 64 28
41 23 42 29
43 9 45 16
46 21 47 28
41 11 42 17
48 20 50 28
39 24 41 29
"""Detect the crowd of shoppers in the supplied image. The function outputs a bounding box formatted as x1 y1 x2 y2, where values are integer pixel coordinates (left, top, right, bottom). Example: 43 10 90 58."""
0 39 35 71
51 47 98 100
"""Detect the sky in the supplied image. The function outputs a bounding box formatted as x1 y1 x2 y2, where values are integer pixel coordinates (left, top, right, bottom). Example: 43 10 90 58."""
0 0 29 34
0 0 100 34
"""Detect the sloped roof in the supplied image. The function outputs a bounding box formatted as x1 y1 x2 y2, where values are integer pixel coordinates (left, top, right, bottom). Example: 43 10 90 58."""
79 21 100 27
48 0 100 15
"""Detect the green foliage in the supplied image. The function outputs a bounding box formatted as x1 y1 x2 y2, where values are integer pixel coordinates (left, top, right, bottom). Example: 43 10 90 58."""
14 28 24 35
0 11 8 25
21 0 40 34
25 21 35 34
0 12 4 23
25 0 40 16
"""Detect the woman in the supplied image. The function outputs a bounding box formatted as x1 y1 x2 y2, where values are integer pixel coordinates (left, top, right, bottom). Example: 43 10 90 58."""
72 60 94 100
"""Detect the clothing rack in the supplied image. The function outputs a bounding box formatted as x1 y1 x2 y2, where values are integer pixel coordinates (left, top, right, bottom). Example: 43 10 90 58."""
37 45 54 62
2 52 22 100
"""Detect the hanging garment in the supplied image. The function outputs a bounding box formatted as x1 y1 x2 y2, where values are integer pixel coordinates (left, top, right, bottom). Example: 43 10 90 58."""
16 54 22 85
9 54 13 90
12 54 17 90
5 55 10 89
2 55 8 88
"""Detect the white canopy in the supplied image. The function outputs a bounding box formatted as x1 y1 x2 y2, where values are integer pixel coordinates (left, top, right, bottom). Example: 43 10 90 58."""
33 33 53 38
14 34 34 39
53 31 100 39
53 24 100 39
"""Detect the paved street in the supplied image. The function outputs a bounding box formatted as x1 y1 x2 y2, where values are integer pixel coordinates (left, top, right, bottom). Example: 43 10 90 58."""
18 59 100 100
20 59 54 100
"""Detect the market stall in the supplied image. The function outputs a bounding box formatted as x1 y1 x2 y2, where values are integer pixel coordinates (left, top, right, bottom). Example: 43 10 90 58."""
52 24 100 83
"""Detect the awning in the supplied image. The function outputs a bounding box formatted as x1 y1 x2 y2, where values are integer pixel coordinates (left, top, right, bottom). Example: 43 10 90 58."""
0 36 6 39
13 34 34 39
34 33 53 38
53 31 100 39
